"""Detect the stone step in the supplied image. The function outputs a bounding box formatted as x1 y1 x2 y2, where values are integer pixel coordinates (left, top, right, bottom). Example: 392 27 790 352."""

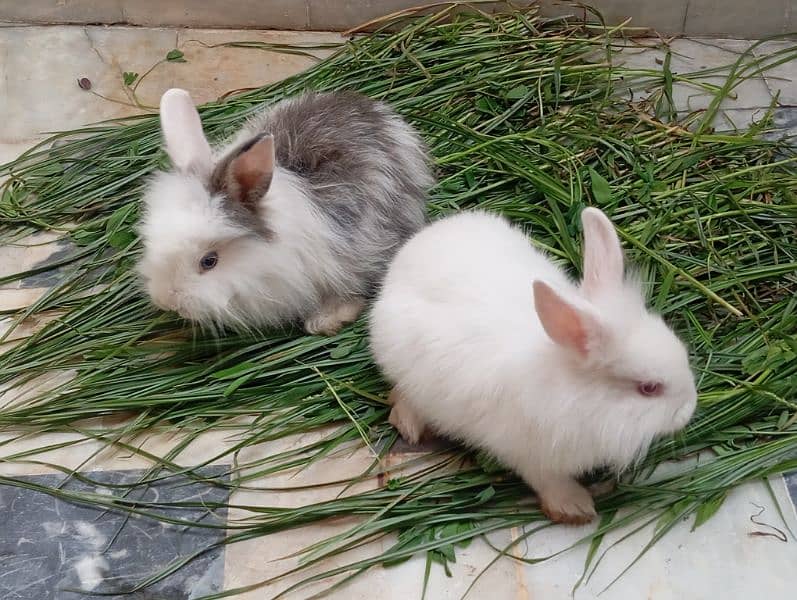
0 0 793 38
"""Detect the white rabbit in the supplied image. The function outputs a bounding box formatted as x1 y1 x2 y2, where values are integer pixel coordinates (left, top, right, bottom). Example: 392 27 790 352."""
369 207 697 523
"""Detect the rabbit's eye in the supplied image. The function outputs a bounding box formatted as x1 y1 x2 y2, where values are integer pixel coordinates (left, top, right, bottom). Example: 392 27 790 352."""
637 381 663 397
199 251 218 272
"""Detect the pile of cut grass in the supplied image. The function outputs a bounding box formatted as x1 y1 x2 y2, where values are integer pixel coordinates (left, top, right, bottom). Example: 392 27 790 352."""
1 4 796 598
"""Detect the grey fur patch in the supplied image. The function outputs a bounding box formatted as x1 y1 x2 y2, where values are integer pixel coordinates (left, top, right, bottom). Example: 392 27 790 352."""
221 197 273 240
210 137 274 239
235 91 434 296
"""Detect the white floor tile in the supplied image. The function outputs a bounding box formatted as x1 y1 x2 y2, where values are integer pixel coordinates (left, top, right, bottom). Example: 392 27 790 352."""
616 38 774 114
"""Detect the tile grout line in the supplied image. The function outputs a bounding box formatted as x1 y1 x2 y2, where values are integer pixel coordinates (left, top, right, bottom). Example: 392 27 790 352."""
750 44 784 106
681 0 691 36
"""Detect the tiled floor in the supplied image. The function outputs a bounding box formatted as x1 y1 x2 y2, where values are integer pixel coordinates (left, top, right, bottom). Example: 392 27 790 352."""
1 25 796 600
1 468 229 599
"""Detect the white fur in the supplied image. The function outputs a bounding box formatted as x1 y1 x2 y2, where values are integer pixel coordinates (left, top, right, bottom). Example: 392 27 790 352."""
159 89 212 178
138 167 342 329
369 209 697 520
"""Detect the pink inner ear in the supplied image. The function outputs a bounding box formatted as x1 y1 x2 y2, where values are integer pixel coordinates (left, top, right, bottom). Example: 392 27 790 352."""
232 138 273 186
533 281 590 356
232 153 265 192
581 208 624 298
228 136 275 210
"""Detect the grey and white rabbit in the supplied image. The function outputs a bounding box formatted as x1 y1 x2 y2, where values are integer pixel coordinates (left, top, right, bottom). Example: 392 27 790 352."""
137 89 433 334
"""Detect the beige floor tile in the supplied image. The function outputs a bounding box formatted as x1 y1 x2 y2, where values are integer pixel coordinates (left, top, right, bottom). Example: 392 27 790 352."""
0 415 246 477
752 40 797 106
223 503 520 599
173 29 343 105
0 231 66 283
710 107 777 132
616 38 775 114
0 287 49 311
0 141 38 166
0 25 344 147
0 26 165 142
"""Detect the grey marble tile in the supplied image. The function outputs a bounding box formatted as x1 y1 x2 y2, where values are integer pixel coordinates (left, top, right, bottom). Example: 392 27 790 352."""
0 466 229 599
14 240 77 289
772 106 797 134
757 107 797 151
784 471 797 509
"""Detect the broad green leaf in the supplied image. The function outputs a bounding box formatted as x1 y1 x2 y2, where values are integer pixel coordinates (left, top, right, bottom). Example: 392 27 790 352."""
166 49 186 62
329 343 354 359
475 486 495 503
106 205 133 230
71 227 103 246
692 493 727 531
588 167 612 204
506 84 529 100
475 97 493 112
655 499 693 536
108 231 136 249
437 543 456 562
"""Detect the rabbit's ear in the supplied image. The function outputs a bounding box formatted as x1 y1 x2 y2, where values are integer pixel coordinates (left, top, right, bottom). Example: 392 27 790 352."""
580 207 624 298
159 88 213 179
533 280 604 357
224 134 275 213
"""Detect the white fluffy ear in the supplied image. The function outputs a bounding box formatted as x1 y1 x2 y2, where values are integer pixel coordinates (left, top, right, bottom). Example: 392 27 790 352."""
580 207 624 298
159 88 213 179
533 280 604 357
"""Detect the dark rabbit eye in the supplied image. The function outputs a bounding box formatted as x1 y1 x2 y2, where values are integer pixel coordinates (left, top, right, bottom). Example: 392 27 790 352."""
637 381 663 397
199 251 218 272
